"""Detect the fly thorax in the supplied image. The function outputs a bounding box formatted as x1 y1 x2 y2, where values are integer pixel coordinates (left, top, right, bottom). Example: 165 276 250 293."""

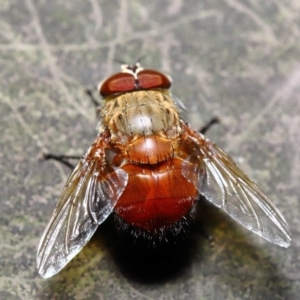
102 90 182 164
102 90 181 139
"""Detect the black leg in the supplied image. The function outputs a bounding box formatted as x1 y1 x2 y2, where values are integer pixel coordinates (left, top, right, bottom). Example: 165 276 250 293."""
42 153 81 169
42 88 99 170
85 88 101 108
199 117 220 134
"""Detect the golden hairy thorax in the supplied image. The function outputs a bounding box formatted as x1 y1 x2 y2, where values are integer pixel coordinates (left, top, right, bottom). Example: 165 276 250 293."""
99 90 183 165
100 90 181 140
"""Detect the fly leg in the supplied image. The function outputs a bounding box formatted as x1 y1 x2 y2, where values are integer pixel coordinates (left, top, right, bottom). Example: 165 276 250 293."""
42 153 81 169
199 117 220 134
84 87 102 117
42 89 99 169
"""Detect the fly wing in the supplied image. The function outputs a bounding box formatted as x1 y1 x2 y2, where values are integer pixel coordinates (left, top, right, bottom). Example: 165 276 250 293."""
37 135 128 278
182 124 291 248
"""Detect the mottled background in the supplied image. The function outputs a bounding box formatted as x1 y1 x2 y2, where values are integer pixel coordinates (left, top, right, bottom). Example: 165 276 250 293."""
1 0 300 299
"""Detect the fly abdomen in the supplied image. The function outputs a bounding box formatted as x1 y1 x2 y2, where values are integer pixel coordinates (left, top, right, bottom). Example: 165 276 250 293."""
114 159 198 233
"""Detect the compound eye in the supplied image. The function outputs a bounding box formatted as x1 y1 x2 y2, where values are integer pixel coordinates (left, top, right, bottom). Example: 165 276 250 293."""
137 70 172 90
100 73 135 96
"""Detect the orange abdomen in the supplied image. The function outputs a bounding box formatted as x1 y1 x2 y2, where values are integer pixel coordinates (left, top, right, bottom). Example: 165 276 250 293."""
114 159 198 233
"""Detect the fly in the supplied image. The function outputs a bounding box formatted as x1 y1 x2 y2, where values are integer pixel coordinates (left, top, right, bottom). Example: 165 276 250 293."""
37 63 292 278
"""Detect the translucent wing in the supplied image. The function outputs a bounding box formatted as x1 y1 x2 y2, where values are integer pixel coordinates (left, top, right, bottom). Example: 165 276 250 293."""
37 134 128 278
182 124 291 247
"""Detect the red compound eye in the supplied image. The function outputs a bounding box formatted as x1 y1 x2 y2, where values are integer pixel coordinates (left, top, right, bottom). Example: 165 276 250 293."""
99 68 172 97
100 73 136 96
137 70 171 90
